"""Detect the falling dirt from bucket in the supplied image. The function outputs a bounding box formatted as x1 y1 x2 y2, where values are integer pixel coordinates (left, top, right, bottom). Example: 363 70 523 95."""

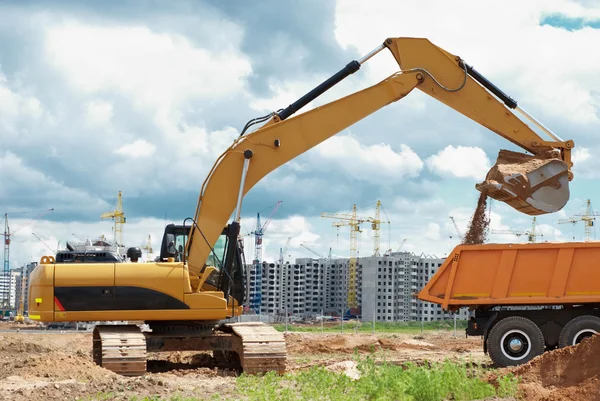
462 192 490 245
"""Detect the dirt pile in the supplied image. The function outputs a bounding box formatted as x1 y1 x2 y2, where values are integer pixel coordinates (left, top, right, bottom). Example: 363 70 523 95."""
506 334 600 401
486 150 552 179
0 336 114 381
285 334 437 354
462 191 490 245
0 334 236 401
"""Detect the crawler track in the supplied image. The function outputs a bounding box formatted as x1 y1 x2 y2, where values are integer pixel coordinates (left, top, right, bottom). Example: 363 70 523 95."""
93 325 147 376
92 322 286 376
225 322 287 374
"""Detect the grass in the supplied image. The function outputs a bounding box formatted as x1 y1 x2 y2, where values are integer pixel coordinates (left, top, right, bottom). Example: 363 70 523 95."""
235 356 520 401
274 320 468 333
122 355 520 401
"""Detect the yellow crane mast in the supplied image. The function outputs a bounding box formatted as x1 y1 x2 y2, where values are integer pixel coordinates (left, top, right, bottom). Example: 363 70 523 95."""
101 191 126 246
321 204 362 309
141 234 153 262
558 199 600 242
371 200 391 256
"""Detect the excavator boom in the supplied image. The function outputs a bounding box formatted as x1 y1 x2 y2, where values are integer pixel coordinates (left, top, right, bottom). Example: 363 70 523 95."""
186 36 573 274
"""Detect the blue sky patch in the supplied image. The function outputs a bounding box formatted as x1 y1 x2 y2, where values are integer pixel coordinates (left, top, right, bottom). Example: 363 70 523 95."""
541 13 600 31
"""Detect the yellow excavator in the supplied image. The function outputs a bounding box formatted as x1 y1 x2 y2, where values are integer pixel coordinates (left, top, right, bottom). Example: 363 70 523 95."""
28 37 574 376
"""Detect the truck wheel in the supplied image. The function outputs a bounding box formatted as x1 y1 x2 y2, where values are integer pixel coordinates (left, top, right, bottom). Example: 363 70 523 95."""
558 315 600 347
487 316 544 367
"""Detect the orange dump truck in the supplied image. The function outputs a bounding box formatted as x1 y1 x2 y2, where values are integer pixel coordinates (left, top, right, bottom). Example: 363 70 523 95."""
418 241 600 367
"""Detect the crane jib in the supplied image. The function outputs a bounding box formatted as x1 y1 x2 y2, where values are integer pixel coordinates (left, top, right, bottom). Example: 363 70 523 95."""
277 60 361 121
460 61 518 109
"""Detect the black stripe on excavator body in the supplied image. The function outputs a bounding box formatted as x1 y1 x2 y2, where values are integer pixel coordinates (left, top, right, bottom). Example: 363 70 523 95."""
54 286 190 311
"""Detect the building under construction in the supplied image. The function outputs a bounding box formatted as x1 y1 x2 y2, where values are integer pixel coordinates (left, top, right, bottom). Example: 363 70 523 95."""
246 251 468 322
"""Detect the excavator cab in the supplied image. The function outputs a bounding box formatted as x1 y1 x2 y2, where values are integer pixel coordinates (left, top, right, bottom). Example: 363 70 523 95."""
159 223 246 306
477 149 571 216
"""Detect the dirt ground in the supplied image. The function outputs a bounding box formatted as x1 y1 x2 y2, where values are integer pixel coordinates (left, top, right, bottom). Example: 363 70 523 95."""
0 322 486 401
2 321 598 401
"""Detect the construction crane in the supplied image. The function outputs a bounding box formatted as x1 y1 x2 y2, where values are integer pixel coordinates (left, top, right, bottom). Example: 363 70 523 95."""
249 200 282 312
300 243 324 258
141 234 153 262
370 200 390 256
558 199 600 242
492 217 543 243
2 208 54 308
321 204 363 309
449 216 462 240
32 233 57 254
101 191 126 247
278 237 292 315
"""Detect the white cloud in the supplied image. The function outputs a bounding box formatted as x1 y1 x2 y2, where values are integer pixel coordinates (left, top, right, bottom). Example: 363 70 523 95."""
0 151 109 214
84 100 113 127
115 139 156 159
426 145 491 180
0 72 45 135
315 135 423 182
44 20 252 120
334 0 600 126
569 146 600 178
573 146 591 163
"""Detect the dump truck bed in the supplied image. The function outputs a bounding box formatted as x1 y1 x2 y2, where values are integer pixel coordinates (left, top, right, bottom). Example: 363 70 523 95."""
418 241 600 310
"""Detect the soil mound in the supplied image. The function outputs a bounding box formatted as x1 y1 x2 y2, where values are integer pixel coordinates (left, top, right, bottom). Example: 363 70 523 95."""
1 351 115 381
507 333 600 401
286 334 436 354
0 337 53 354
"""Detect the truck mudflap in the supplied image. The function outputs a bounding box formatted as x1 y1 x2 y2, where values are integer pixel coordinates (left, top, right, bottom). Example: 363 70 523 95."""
221 322 287 375
93 325 147 376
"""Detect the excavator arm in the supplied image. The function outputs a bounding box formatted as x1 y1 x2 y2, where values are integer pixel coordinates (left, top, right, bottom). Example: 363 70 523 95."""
185 36 574 277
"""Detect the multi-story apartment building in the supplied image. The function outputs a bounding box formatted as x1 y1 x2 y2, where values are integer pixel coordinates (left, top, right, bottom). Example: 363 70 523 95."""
361 252 468 322
246 251 467 322
15 262 38 314
8 270 22 308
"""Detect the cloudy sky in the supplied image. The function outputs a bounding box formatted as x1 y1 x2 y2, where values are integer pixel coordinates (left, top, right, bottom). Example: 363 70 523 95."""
2 0 600 270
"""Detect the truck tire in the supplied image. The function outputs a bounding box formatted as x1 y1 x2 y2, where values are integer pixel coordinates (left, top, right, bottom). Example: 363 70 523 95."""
487 316 544 367
558 315 600 348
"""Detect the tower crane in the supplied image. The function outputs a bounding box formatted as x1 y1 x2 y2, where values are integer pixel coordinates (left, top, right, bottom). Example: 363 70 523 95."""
278 237 292 315
32 233 57 254
279 237 292 265
492 217 543 243
3 208 54 308
321 204 363 309
370 200 390 256
558 199 600 242
299 243 324 258
141 235 153 262
249 200 282 312
101 191 126 247
449 216 462 239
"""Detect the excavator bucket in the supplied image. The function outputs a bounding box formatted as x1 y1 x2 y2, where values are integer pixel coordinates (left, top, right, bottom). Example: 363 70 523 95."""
476 150 570 216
